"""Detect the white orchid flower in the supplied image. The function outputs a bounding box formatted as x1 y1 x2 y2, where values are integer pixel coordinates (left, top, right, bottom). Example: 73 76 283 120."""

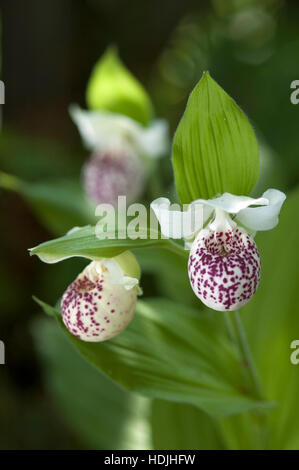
42 248 141 343
151 189 286 312
70 105 169 206
69 105 169 159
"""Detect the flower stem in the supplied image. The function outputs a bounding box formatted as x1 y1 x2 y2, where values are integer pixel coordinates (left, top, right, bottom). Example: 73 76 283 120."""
226 310 264 400
225 310 269 449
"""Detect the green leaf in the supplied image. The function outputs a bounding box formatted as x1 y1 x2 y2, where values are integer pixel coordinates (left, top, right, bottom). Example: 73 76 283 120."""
86 46 153 126
0 129 83 180
135 247 198 308
29 224 187 263
33 317 152 450
241 186 299 449
0 172 95 235
35 297 272 418
152 400 223 449
172 72 259 203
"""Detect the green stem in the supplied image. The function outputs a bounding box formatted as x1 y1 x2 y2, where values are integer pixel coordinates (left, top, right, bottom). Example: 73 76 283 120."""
226 310 264 400
225 310 269 449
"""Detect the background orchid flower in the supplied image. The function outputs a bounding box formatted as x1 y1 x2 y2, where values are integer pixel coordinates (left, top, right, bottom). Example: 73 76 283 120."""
82 148 145 206
69 47 169 207
70 106 168 205
70 106 168 161
151 189 286 311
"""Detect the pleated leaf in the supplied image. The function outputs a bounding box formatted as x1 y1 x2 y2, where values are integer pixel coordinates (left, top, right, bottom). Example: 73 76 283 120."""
35 297 272 418
172 72 259 203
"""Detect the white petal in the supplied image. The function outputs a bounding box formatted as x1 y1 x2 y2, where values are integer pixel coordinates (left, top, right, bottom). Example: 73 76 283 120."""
150 197 204 239
190 200 214 226
69 105 168 159
208 207 236 232
69 105 142 152
137 119 169 158
122 276 140 290
195 192 268 214
103 259 138 291
236 189 286 231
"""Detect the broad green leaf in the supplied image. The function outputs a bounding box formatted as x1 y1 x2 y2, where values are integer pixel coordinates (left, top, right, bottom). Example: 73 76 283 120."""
152 400 223 449
33 317 152 450
0 172 95 235
30 224 187 263
135 247 198 308
216 411 270 450
35 297 272 418
240 186 299 449
86 47 153 126
172 72 259 203
208 187 299 449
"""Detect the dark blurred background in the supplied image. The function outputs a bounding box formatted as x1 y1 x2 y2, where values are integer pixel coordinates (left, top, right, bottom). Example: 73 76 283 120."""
0 0 298 449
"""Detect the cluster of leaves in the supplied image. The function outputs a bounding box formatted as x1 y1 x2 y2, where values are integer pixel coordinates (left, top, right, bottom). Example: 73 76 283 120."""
33 186 299 449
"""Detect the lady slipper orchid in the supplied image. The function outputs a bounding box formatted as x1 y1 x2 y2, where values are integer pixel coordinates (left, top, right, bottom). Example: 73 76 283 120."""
70 105 169 159
70 105 169 206
151 189 286 311
82 149 144 206
61 252 140 342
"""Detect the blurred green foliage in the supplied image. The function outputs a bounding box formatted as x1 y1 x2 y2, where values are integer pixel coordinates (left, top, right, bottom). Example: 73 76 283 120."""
86 46 154 126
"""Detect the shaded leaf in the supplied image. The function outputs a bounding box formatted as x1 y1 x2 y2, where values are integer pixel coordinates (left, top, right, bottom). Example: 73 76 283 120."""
33 317 152 450
241 186 299 449
35 297 272 418
0 172 95 235
0 129 83 180
135 247 197 307
152 399 223 449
